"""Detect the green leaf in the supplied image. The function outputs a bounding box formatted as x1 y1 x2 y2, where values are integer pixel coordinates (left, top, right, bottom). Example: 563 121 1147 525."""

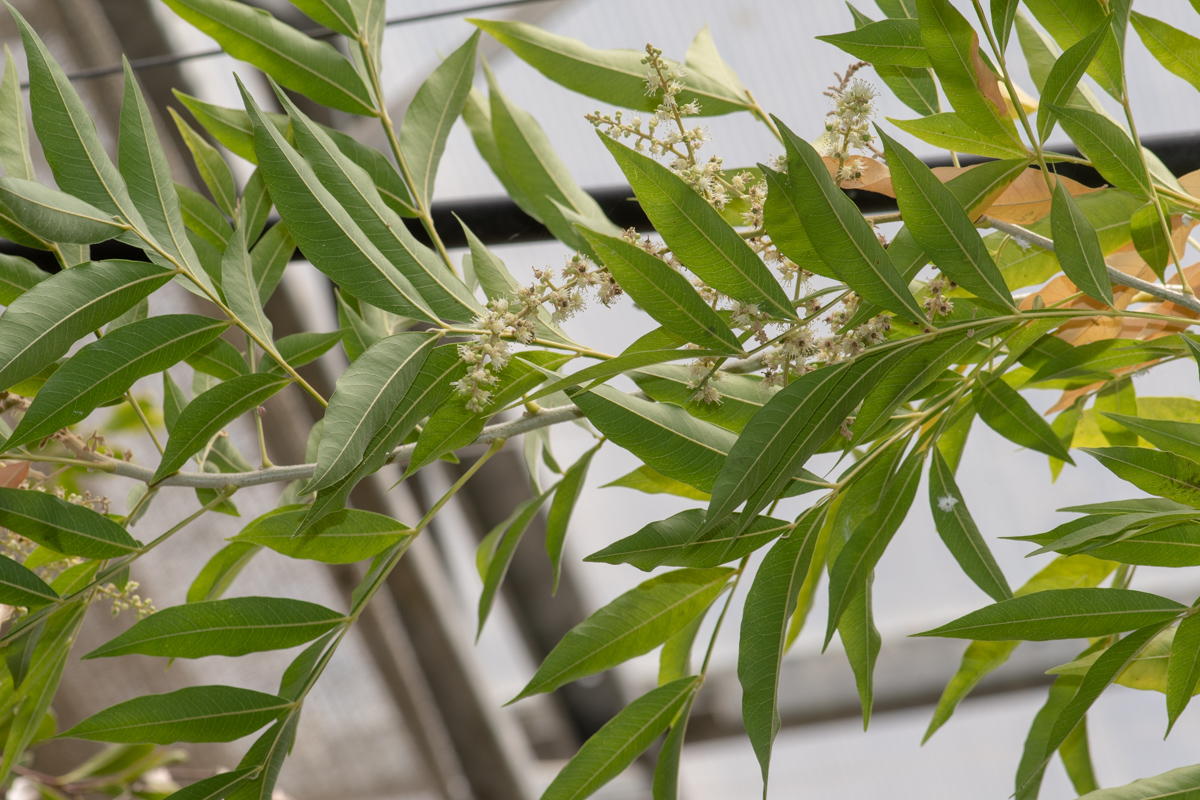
60 685 292 744
4 315 227 451
1029 338 1171 385
513 568 731 701
289 0 358 35
586 509 791 571
924 554 1115 741
659 615 704 688
0 260 173 393
240 82 438 324
580 228 742 354
10 7 145 227
84 596 344 660
277 88 478 322
221 222 274 348
817 19 929 67
468 18 749 115
0 487 139 558
1132 12 1200 94
599 134 794 319
233 506 409 564
225 713 300 800
178 184 231 252
162 0 375 115
685 25 747 96
261 331 341 375
878 129 1015 310
305 332 438 493
915 0 1021 144
1050 181 1113 305
773 122 925 322
571 385 733 494
929 448 1012 601
889 112 1030 159
1036 18 1110 142
162 767 256 800
704 346 910 536
916 588 1184 640
398 32 479 208
171 90 288 165
1083 447 1200 509
250 222 294 305
187 542 261 604
0 178 124 244
1061 764 1200 800
1167 606 1200 733
974 374 1074 462
739 506 826 787
631 366 775 434
546 443 600 593
0 45 34 181
0 554 57 608
651 694 694 800
170 108 236 217
1015 659 1086 800
992 0 1020 52
486 67 615 253
461 87 539 221
1059 715 1097 795
0 254 48 307
601 465 711 501
1024 0 1124 99
1049 104 1152 197
1131 202 1170 279
1103 412 1200 464
542 678 698 800
478 487 555 635
826 446 924 646
154 373 290 483
186 337 248 381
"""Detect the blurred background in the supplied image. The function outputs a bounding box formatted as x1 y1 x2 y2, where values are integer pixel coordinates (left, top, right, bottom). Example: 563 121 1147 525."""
2 0 1200 797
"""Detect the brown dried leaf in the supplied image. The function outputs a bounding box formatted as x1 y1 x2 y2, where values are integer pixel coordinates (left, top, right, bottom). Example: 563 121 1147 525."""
822 155 895 197
970 34 1008 116
985 173 1102 225
0 461 29 488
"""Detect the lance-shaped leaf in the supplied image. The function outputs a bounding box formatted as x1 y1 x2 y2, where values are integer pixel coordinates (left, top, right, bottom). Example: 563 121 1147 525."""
260 332 340 375
826 447 925 646
304 332 438 494
478 487 555 635
739 506 826 788
178 184 231 253
773 120 925 322
817 19 929 67
0 44 33 181
1167 606 1200 734
889 112 1030 159
224 712 300 800
250 222 294 305
154 373 290 483
276 88 479 322
221 221 274 348
571 385 734 494
119 61 207 291
239 80 437 323
0 487 139 558
1083 447 1200 509
760 166 828 278
1049 104 1152 197
162 767 256 800
586 509 791 572
10 7 145 227
546 443 600 593
61 685 292 744
469 18 749 115
398 31 479 208
0 260 173 393
0 254 47 307
162 0 374 115
929 448 1012 601
631 366 774 434
513 568 732 701
1050 181 1113 305
599 134 793 319
232 506 409 564
0 178 123 244
878 129 1015 309
580 228 742 354
170 108 236 217
924 555 1115 742
704 345 910 535
289 0 358 35
187 338 248 381
0 554 57 608
84 597 345 660
1036 18 1110 142
1131 203 1170 279
974 374 1074 463
4 315 227 451
1132 12 1200 94
542 677 698 800
187 542 261 604
915 588 1185 641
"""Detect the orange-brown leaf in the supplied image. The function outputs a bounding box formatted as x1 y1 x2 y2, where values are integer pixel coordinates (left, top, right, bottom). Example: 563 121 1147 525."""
0 461 29 489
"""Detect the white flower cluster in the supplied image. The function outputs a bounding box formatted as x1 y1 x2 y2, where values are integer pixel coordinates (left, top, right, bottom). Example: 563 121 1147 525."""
762 325 818 387
924 276 955 320
822 77 878 165
98 579 156 619
455 254 621 412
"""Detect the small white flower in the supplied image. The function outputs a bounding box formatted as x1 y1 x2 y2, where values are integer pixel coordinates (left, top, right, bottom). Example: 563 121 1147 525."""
7 777 40 800
936 495 959 512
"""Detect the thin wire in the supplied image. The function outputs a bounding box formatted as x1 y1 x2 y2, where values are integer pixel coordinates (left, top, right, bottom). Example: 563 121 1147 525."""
18 0 558 89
